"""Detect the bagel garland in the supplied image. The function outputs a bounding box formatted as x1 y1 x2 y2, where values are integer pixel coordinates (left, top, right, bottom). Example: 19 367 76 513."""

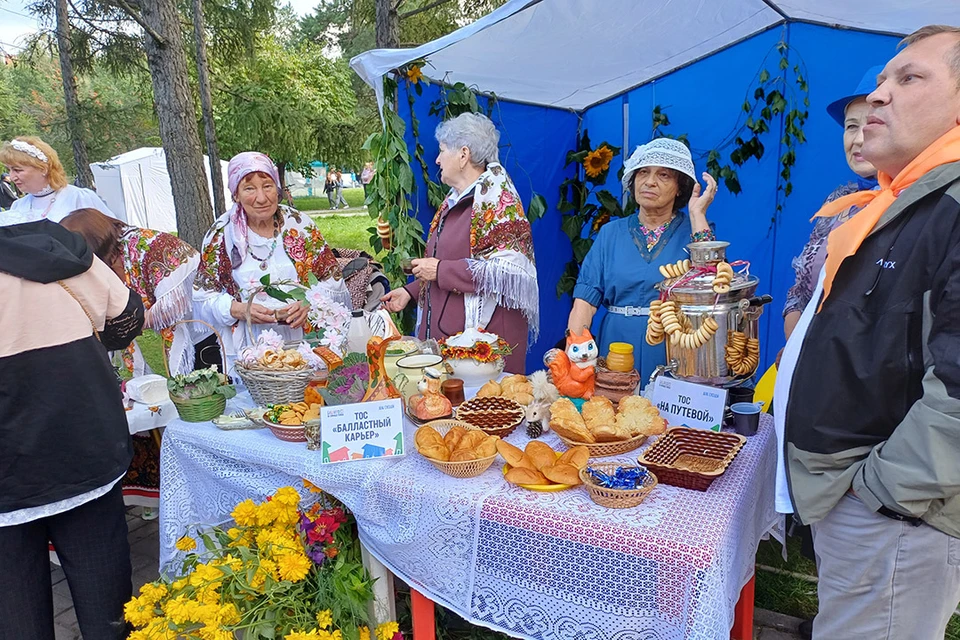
712 261 734 294
658 259 691 280
645 299 665 345
646 300 719 350
724 330 760 376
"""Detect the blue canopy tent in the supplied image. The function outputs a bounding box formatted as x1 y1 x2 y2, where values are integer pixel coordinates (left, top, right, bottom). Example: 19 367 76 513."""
351 0 957 374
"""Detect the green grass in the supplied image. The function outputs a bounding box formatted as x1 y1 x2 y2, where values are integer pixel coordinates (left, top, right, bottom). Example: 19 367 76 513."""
311 213 380 255
293 187 366 212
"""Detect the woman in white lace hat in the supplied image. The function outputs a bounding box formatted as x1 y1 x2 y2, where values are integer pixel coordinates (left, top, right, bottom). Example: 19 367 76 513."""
0 136 118 226
566 137 718 380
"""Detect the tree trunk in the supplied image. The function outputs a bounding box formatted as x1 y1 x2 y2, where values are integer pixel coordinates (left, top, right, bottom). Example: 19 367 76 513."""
139 0 213 248
375 0 399 48
191 0 225 218
54 0 95 189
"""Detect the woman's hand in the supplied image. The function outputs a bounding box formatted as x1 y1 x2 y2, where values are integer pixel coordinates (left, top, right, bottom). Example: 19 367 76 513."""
230 300 276 324
411 258 440 282
688 171 718 220
381 288 412 313
282 301 310 329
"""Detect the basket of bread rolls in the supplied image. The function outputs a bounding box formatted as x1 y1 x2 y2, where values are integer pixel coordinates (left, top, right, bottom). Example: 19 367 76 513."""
497 439 589 490
548 395 668 457
414 421 501 478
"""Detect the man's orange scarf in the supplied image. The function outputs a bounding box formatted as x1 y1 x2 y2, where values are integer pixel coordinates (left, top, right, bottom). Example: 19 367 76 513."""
815 125 960 306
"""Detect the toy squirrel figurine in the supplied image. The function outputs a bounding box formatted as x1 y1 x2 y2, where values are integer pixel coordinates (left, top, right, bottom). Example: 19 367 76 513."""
410 367 453 420
545 327 598 399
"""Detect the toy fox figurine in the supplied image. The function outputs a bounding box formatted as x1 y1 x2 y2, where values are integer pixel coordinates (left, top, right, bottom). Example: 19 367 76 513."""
546 327 598 399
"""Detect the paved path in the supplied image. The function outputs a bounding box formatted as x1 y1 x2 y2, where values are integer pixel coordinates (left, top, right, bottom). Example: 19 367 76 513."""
50 509 803 639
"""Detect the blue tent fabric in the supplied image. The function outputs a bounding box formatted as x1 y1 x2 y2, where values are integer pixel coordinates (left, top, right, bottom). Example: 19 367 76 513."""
395 22 900 374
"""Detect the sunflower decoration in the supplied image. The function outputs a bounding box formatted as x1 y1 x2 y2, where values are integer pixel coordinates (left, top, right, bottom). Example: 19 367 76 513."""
405 65 424 85
583 145 615 179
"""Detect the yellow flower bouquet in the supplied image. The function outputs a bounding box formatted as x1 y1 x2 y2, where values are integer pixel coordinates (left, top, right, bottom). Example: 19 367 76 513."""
127 486 402 640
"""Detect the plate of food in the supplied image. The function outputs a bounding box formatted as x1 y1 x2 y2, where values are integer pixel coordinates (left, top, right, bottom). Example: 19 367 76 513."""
456 395 526 437
498 440 589 491
414 420 500 478
260 402 321 442
549 395 666 457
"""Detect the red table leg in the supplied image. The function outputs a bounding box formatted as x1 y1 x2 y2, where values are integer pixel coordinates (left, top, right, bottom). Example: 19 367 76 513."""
731 574 756 640
410 589 436 640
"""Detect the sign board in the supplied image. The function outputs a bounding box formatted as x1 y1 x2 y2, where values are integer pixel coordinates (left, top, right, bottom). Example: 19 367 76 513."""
650 377 726 432
320 398 405 463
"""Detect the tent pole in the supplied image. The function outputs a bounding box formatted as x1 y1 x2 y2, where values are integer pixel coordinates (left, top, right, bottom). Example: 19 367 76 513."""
140 164 150 228
622 95 629 208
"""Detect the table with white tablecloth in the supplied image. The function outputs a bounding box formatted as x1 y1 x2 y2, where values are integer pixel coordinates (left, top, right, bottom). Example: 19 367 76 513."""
160 392 780 640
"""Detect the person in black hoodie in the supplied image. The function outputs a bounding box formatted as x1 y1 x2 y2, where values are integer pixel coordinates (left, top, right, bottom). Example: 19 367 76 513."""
0 220 144 640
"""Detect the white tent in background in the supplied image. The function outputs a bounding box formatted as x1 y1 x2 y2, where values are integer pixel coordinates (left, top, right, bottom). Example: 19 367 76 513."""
90 147 230 233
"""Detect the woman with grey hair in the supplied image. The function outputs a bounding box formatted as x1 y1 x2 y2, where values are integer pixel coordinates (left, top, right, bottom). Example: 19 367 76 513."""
381 112 538 372
566 137 718 380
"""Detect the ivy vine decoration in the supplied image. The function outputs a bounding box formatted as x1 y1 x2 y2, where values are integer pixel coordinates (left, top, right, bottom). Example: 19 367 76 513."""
703 39 809 215
555 131 629 297
363 72 426 304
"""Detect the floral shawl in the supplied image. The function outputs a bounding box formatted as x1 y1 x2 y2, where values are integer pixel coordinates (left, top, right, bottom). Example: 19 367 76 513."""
427 163 539 341
116 227 199 376
195 205 342 297
120 227 198 330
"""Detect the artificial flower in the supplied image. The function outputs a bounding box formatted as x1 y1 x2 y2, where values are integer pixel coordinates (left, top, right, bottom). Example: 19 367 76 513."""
175 535 197 552
277 551 313 582
406 65 423 84
583 145 614 178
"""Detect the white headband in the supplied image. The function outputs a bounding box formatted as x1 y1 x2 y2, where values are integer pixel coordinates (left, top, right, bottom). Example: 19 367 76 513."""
621 137 696 194
9 140 48 163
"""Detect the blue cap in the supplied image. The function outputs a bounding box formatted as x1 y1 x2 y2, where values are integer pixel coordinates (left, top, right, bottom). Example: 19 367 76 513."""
826 65 885 126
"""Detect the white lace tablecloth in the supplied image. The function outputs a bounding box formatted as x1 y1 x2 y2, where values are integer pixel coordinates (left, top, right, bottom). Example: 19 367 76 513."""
160 401 780 640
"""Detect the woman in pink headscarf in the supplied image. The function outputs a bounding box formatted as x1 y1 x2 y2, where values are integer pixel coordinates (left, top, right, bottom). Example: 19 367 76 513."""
193 152 350 365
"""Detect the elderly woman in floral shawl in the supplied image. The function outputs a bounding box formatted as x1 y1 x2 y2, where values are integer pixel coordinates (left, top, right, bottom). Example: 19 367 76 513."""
193 152 350 365
381 113 538 372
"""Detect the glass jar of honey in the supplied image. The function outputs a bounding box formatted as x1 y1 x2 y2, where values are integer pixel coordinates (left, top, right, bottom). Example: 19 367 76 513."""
606 342 635 372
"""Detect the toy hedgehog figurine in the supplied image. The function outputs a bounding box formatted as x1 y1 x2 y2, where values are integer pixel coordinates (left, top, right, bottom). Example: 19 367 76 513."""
524 370 560 438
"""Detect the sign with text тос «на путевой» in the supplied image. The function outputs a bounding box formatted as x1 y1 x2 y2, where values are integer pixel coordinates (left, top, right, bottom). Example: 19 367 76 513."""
650 376 726 432
319 398 405 463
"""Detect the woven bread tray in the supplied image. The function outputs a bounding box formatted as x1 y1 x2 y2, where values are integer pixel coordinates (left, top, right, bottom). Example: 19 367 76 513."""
416 419 498 478
594 359 642 407
637 427 746 491
580 463 658 508
556 432 647 458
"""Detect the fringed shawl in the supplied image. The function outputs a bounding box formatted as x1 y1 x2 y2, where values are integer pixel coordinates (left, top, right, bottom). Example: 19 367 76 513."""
428 163 539 342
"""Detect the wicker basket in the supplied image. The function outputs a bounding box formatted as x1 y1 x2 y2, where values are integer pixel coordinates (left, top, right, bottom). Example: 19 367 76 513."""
580 463 658 508
416 419 499 478
164 319 231 423
556 432 647 458
233 288 317 406
594 359 642 407
637 427 746 491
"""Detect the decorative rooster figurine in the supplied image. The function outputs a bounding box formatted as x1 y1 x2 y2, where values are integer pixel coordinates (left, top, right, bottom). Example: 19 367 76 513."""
545 327 598 399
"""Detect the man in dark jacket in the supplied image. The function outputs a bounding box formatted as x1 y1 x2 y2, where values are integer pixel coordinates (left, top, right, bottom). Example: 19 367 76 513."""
0 221 144 640
781 25 960 639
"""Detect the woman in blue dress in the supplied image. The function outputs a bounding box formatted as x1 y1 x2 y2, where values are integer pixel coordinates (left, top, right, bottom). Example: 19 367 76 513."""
568 137 718 381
